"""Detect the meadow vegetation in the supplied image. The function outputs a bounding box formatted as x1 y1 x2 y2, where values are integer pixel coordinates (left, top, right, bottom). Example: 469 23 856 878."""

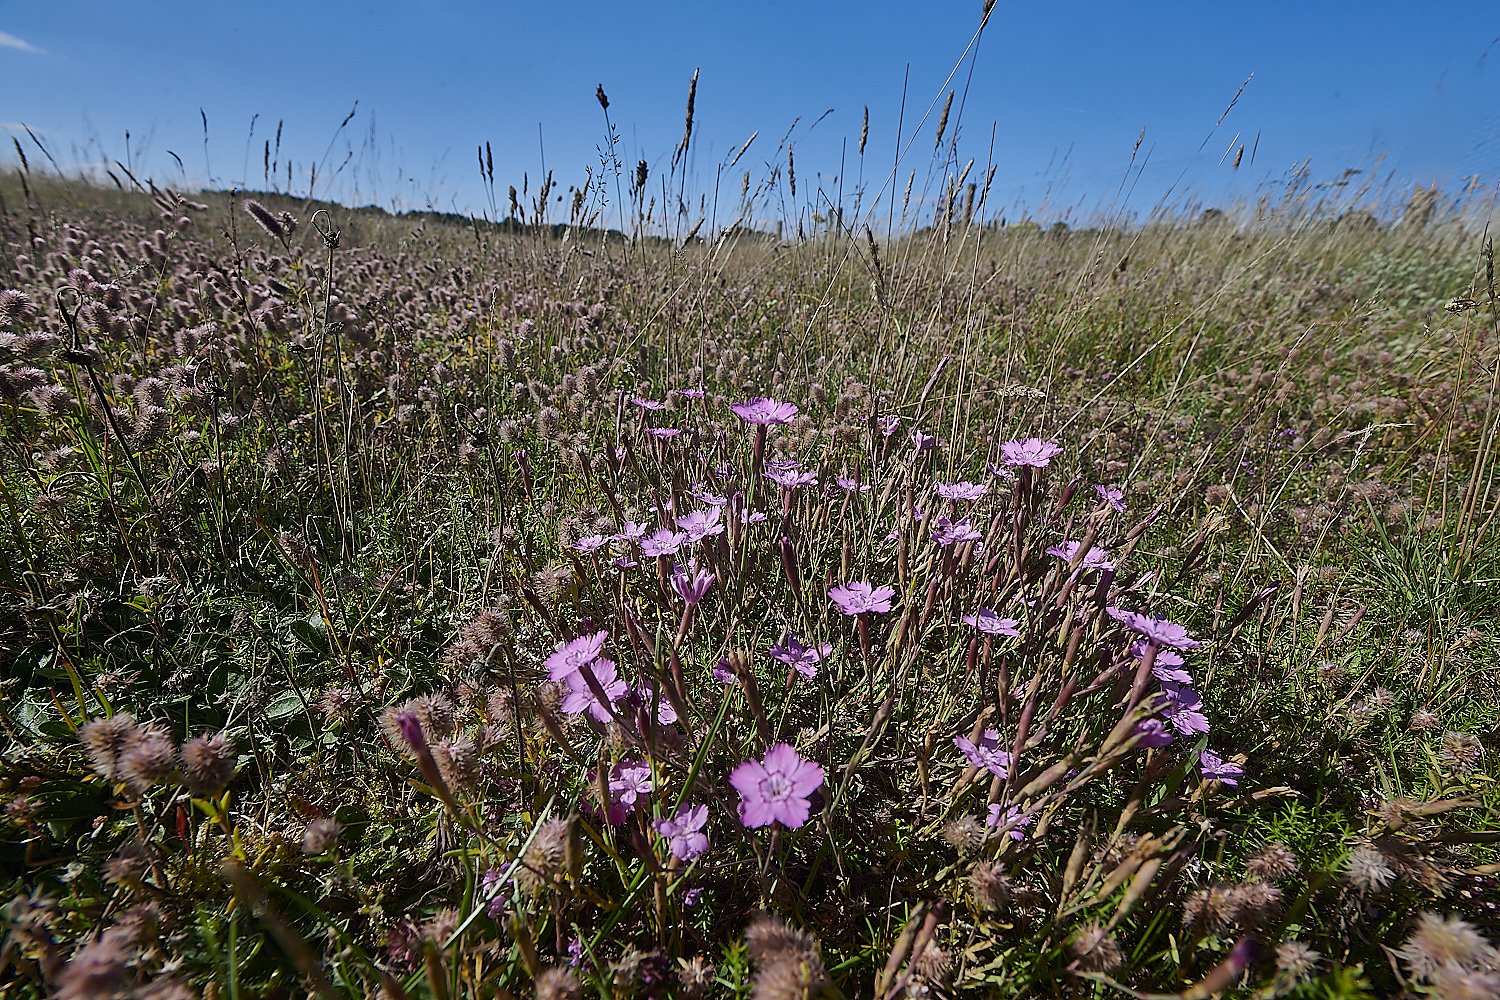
0 153 1497 1000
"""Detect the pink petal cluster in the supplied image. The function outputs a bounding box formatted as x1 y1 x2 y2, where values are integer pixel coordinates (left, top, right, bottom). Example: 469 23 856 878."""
1001 438 1062 467
954 729 1013 778
729 743 825 829
653 803 709 860
730 397 798 425
829 581 897 616
770 634 833 680
962 609 1022 636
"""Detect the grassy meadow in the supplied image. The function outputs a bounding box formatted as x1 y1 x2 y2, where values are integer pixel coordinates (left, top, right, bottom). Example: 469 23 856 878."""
0 158 1498 1000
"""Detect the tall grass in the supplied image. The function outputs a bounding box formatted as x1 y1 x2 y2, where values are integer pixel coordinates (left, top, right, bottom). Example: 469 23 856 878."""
0 105 1496 1000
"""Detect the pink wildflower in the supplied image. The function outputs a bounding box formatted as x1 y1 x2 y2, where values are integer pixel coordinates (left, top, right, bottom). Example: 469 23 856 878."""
730 743 825 829
1001 438 1062 467
829 581 897 615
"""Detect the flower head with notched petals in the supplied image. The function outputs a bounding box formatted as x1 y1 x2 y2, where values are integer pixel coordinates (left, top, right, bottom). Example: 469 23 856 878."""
937 481 988 501
670 560 717 605
640 529 688 558
674 507 723 542
934 519 983 546
1133 718 1175 748
1199 749 1243 786
986 803 1034 841
1001 438 1062 467
770 634 833 680
730 743 825 828
1161 683 1210 735
1045 541 1114 571
835 476 871 493
962 609 1021 636
1107 607 1203 649
829 581 897 615
1096 484 1127 512
954 729 1013 778
544 631 608 682
559 659 628 722
730 397 798 425
653 804 709 861
765 466 818 489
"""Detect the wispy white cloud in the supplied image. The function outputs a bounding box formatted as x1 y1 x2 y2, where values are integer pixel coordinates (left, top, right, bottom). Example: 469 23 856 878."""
0 31 44 54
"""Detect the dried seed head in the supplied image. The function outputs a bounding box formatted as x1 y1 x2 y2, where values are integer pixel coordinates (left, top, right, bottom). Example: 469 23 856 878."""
1397 912 1500 983
1245 842 1299 882
1225 881 1282 928
752 952 827 1000
1070 923 1122 973
1274 940 1322 980
301 818 342 855
1344 844 1397 893
678 956 716 1000
969 860 1012 911
516 817 570 893
119 725 176 793
54 927 135 1000
910 939 951 982
942 815 986 855
536 966 582 1000
434 738 482 792
1410 709 1442 731
534 561 574 605
745 914 818 966
179 732 235 796
1441 731 1484 775
79 713 143 782
318 687 361 723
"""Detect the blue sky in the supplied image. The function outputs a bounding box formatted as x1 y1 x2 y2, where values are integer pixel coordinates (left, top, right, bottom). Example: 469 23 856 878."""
2 1 1497 230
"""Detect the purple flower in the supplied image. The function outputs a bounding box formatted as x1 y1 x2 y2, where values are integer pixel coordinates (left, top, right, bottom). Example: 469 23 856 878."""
631 396 667 411
653 804 709 861
987 462 1017 482
640 529 688 558
765 466 818 489
730 397 799 425
985 803 1033 841
681 886 706 906
646 427 682 439
829 581 897 615
1045 541 1114 571
609 555 640 570
674 386 706 399
1095 484 1127 513
936 481 988 501
934 519 983 547
670 560 716 605
634 682 678 725
691 488 728 507
1131 641 1193 684
614 521 649 543
953 729 1013 778
1106 608 1203 649
770 634 832 680
1133 718 1175 748
572 534 609 554
675 507 724 542
592 757 652 825
1199 749 1243 786
711 661 738 686
877 414 901 437
836 476 871 493
740 509 767 525
544 630 608 682
961 609 1021 636
560 658 629 722
729 743 825 829
1001 438 1062 467
1160 683 1210 736
910 430 937 451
